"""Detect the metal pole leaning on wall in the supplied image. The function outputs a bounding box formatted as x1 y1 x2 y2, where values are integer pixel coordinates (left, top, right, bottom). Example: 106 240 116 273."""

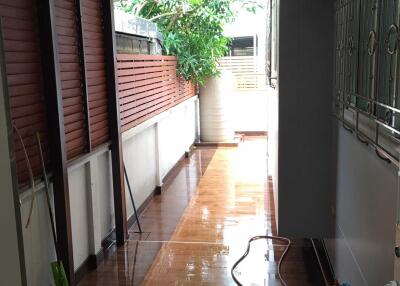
102 0 128 245
123 164 143 233
36 0 75 284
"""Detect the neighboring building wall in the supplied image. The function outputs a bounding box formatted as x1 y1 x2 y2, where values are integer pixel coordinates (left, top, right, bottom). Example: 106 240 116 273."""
222 2 268 133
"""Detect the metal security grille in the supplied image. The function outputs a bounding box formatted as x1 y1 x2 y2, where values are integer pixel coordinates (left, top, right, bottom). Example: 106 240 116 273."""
334 0 400 166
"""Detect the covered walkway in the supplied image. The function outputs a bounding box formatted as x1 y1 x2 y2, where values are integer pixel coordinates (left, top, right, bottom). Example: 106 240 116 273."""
79 137 324 285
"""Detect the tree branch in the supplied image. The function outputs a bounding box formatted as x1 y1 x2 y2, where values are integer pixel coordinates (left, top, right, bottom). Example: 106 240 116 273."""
134 0 147 16
149 11 180 21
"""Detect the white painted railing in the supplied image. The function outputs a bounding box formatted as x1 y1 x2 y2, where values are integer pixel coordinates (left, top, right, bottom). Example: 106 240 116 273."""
218 56 267 90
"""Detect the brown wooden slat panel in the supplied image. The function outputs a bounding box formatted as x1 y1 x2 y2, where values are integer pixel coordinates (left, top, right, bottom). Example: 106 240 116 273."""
59 53 80 63
91 127 109 145
2 28 36 41
91 134 109 148
83 23 103 34
118 60 176 70
64 104 83 116
0 0 34 8
117 54 176 61
89 98 107 109
86 62 105 71
12 113 47 129
90 112 108 123
120 88 176 112
118 70 175 83
55 0 74 9
11 102 45 120
4 51 40 64
55 0 87 160
121 103 172 132
91 119 108 132
91 125 108 139
61 71 81 81
81 0 101 9
66 141 85 159
85 69 105 79
122 97 172 124
119 79 175 94
87 84 106 96
118 74 175 89
10 92 44 108
4 39 39 52
64 120 85 134
62 87 82 99
1 1 51 186
61 80 81 90
0 6 33 20
87 76 106 87
88 90 107 102
66 128 86 143
55 6 75 19
58 44 79 55
119 83 176 103
7 73 41 86
122 95 172 119
6 63 40 75
64 112 84 125
1 17 35 31
121 65 176 76
82 0 109 147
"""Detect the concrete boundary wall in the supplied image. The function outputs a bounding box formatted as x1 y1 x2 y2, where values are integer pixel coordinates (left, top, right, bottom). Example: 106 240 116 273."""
18 96 198 285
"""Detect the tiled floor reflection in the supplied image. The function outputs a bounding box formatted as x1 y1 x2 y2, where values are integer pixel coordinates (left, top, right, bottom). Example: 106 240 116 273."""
79 137 324 285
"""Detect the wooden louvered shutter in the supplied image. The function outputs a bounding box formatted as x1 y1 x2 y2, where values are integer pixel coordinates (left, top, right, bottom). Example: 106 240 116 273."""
82 0 110 148
0 0 51 186
55 0 88 160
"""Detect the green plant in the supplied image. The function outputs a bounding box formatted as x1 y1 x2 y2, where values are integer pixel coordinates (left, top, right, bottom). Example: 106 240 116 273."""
116 0 262 85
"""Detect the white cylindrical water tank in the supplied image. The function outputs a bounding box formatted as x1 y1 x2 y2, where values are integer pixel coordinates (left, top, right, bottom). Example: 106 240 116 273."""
200 71 234 142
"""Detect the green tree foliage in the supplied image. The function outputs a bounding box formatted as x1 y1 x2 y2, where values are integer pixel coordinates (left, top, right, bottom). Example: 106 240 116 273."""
116 0 262 85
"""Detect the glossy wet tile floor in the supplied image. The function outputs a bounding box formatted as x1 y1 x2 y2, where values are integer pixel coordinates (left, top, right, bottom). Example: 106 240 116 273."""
79 137 324 285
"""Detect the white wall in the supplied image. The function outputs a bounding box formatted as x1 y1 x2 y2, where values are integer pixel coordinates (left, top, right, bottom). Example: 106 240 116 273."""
0 55 25 285
266 86 279 228
122 97 198 219
20 185 55 286
17 96 198 286
123 125 157 218
232 90 268 132
69 166 90 269
158 101 196 177
20 144 114 286
324 126 398 285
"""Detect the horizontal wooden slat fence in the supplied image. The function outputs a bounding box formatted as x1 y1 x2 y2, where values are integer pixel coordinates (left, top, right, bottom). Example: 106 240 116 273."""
117 54 196 132
218 56 267 90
